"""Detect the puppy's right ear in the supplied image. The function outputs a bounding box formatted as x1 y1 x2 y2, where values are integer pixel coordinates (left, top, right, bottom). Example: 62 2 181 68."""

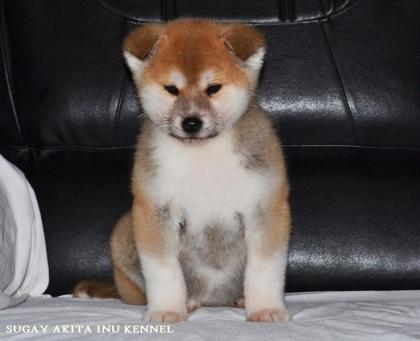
122 24 165 76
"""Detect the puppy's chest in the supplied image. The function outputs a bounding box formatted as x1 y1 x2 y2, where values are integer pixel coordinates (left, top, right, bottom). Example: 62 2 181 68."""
145 134 271 228
141 133 270 304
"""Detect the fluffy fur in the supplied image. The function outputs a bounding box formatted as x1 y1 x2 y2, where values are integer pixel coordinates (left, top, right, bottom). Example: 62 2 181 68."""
73 18 291 323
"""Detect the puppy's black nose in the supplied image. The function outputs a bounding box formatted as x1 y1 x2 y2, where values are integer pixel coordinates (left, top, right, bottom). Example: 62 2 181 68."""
181 116 203 134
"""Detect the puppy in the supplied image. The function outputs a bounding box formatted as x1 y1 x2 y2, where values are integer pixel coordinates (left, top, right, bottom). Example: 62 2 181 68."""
74 18 291 323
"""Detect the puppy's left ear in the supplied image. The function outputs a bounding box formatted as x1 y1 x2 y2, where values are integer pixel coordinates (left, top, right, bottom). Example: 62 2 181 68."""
221 24 266 79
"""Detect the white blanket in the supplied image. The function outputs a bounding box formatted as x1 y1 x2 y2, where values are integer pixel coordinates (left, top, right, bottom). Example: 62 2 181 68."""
0 154 49 309
0 291 419 340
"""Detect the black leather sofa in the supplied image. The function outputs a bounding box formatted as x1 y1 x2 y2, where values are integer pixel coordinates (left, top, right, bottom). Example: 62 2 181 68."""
1 0 419 297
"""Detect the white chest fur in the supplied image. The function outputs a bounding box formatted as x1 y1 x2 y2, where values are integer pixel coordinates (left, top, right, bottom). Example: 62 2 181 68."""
143 131 273 231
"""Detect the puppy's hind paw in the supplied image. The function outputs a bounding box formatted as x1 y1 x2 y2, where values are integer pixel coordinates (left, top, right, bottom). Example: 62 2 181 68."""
247 308 290 323
187 298 201 313
144 310 186 323
233 297 245 308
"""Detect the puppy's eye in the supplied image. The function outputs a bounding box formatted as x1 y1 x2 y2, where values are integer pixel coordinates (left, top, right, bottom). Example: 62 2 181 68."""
206 84 222 96
164 85 179 96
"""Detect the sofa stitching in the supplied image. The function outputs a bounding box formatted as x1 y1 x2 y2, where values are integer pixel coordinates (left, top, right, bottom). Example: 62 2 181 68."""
319 0 328 16
320 21 360 146
0 0 23 144
112 67 126 148
160 0 167 21
279 0 294 22
0 145 135 152
330 0 336 15
123 18 336 27
97 0 358 25
165 0 177 20
288 0 296 22
1 144 420 153
95 0 163 23
279 0 285 22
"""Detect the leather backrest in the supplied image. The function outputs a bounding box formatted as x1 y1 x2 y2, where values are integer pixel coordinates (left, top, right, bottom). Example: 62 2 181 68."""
1 0 419 150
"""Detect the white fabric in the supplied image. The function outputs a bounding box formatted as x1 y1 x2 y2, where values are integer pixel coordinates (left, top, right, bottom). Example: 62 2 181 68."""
0 154 49 309
0 291 419 340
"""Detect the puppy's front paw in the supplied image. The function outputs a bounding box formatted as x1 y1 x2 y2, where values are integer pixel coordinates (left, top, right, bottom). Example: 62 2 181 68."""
247 308 290 323
144 310 186 323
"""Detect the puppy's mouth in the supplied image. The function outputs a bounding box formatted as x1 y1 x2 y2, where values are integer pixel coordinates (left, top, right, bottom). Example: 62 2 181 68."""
169 132 219 144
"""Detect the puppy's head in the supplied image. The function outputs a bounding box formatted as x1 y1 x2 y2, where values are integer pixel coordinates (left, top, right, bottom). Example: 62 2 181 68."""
123 19 265 142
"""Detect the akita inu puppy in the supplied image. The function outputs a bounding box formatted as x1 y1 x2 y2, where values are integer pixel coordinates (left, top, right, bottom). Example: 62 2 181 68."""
74 19 291 323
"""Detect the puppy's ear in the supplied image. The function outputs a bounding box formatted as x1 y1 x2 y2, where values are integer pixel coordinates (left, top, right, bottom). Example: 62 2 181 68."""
122 24 165 76
221 24 266 77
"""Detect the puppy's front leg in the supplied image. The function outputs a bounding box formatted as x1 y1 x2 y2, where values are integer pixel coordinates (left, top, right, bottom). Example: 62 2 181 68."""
244 185 291 323
132 198 187 323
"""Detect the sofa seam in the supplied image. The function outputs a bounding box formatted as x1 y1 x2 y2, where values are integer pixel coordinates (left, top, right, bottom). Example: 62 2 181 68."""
169 0 178 20
0 0 23 144
1 144 420 153
123 18 328 27
161 0 177 20
96 0 358 25
160 0 167 21
0 145 135 152
95 0 163 23
288 0 296 21
279 0 286 22
112 67 126 147
320 21 360 146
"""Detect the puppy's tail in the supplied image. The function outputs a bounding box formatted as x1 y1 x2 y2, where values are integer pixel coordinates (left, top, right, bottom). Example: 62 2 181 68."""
73 279 119 299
